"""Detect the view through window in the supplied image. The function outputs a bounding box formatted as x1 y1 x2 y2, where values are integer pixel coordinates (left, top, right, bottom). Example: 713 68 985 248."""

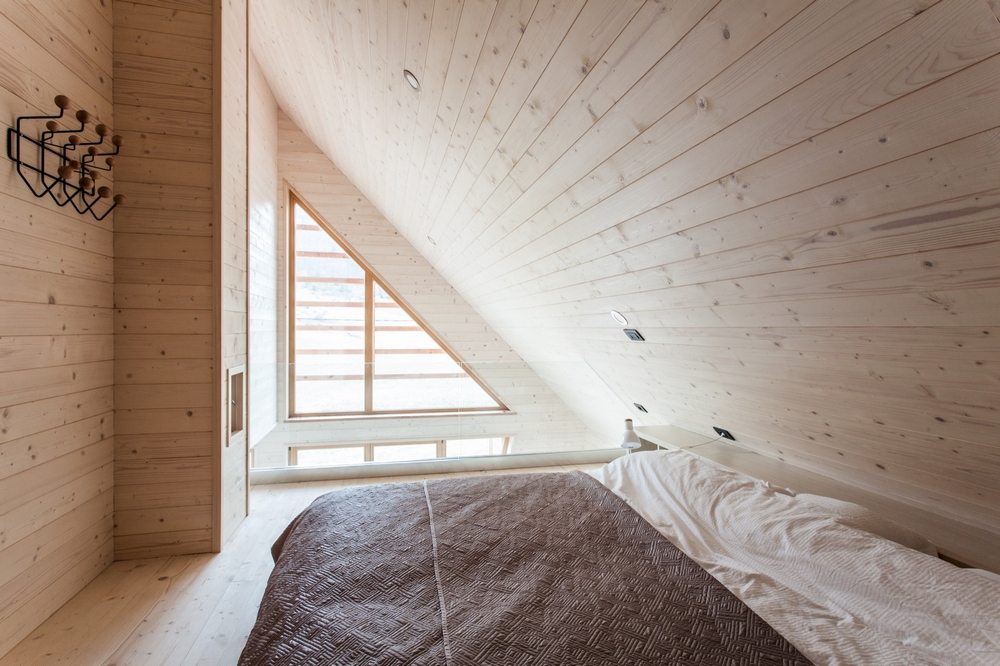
289 437 511 467
289 194 506 416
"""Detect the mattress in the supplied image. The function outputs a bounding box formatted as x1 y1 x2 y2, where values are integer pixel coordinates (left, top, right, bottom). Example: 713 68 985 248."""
240 471 809 665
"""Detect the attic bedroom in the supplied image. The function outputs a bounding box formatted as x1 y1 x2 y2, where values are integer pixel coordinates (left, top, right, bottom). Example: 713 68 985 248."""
0 0 998 663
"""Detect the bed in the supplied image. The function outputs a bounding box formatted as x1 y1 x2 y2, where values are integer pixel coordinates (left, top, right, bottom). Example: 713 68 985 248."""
240 451 1000 665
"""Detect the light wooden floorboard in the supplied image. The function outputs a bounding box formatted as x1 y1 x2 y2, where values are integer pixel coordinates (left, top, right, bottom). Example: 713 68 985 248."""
0 464 600 665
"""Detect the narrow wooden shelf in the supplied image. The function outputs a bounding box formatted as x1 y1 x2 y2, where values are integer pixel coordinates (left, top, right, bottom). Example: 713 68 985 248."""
634 425 719 450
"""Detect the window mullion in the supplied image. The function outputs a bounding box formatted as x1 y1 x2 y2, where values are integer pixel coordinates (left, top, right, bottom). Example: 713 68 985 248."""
364 273 374 412
288 197 299 417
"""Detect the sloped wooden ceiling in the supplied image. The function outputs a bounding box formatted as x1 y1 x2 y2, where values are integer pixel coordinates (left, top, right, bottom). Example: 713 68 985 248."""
252 0 1000 534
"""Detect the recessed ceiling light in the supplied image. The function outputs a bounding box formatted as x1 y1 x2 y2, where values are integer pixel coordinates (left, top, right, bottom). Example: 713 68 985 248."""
610 310 628 326
403 69 420 91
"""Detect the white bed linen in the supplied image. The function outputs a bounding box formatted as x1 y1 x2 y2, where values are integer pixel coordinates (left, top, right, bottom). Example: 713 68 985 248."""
591 450 1000 666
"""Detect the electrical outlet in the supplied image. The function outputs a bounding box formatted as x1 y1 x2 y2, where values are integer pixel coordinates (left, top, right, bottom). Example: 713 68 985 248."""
713 426 735 441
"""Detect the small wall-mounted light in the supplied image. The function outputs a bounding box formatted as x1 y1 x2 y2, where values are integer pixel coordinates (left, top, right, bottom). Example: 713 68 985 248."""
610 310 628 326
623 328 645 341
403 69 421 91
621 418 641 452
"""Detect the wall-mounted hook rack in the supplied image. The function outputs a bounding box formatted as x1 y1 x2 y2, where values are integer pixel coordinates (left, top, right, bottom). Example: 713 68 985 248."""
6 94 124 221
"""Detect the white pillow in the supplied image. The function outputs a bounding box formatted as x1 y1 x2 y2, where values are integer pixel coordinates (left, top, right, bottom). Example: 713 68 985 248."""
796 493 938 557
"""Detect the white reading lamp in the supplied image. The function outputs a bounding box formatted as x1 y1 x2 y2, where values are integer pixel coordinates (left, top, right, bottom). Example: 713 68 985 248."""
620 418 641 454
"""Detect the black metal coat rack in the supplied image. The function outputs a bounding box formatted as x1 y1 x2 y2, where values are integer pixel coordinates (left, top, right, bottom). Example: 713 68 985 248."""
6 95 124 221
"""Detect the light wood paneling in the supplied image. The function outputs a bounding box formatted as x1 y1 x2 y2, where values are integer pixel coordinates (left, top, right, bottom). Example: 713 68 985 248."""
218 0 250 546
252 0 1000 542
112 0 218 560
0 1 115 656
248 54 279 449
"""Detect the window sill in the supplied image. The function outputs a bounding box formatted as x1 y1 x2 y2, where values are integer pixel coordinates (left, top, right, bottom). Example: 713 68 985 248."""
285 409 514 423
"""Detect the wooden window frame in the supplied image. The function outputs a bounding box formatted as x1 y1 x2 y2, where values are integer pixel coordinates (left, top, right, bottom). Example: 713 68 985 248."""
287 190 509 418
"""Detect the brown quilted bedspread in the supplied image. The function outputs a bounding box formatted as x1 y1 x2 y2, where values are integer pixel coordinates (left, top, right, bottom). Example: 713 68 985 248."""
240 472 810 665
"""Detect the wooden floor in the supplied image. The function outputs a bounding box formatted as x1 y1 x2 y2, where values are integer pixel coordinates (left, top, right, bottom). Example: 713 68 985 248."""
1 464 599 665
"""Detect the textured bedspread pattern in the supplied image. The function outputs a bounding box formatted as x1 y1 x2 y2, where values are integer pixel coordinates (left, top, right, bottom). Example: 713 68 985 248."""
239 472 810 665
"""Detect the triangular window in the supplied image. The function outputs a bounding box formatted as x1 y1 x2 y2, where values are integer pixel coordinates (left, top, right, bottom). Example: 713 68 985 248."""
289 193 506 416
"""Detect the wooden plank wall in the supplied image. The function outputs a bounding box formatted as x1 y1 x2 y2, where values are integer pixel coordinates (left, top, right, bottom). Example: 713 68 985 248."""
250 110 596 467
218 0 249 545
247 54 279 450
112 0 217 559
252 0 1000 540
0 1 116 653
